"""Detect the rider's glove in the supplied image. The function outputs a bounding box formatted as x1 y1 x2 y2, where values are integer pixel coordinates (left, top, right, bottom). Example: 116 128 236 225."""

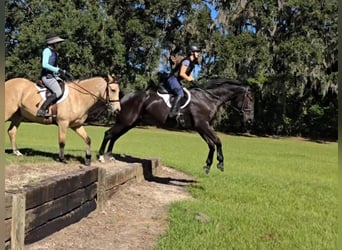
58 69 73 80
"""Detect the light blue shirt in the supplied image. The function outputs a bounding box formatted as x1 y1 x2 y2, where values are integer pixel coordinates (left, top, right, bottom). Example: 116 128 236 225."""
42 47 60 73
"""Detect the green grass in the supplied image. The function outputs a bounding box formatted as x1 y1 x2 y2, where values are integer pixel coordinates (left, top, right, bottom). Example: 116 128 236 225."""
4 123 337 249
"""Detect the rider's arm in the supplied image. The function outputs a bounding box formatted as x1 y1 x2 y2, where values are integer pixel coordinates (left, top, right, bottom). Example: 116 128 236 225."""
42 48 60 73
179 61 193 82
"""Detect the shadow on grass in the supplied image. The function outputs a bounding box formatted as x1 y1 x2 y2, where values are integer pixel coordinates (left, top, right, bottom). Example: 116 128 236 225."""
5 148 85 165
112 153 197 187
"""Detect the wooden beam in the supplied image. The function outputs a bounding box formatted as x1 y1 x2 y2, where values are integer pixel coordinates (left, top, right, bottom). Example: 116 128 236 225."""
11 192 25 250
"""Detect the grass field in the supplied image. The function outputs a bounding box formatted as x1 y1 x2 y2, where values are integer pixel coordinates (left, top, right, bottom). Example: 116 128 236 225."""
4 123 338 249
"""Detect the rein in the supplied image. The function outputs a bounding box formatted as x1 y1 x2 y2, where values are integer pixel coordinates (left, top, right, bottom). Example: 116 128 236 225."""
200 84 251 115
69 79 119 108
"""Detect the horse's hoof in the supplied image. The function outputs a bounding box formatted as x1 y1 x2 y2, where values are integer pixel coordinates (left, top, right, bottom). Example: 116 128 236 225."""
98 155 105 163
217 162 224 172
85 154 91 166
85 159 91 166
59 158 67 164
203 166 210 174
103 153 115 161
13 150 24 156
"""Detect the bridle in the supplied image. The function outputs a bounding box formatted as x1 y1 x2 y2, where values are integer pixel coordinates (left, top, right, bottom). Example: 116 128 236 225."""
105 81 120 110
201 84 252 115
70 79 120 109
228 86 253 115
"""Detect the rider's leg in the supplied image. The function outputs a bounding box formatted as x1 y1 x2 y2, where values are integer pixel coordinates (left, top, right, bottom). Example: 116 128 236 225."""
169 95 183 118
167 76 184 118
36 76 62 117
42 76 63 99
36 93 57 117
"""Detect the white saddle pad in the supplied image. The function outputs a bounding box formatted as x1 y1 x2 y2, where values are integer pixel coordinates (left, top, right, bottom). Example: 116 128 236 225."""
35 84 69 103
157 88 191 109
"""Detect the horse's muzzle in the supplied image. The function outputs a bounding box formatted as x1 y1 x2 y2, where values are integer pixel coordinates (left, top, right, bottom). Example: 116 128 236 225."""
244 118 253 130
113 109 120 116
107 108 120 120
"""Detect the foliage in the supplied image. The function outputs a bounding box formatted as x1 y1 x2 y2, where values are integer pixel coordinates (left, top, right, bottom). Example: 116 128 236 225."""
5 0 337 140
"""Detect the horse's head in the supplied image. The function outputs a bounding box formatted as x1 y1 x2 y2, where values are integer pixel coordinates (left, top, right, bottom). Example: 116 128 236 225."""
105 74 121 117
231 85 254 128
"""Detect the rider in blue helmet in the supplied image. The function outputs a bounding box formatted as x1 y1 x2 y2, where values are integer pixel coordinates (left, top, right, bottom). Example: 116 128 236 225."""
167 45 201 118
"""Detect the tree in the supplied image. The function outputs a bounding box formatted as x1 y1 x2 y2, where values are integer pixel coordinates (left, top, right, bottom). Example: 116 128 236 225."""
5 0 125 80
206 0 337 138
5 0 337 139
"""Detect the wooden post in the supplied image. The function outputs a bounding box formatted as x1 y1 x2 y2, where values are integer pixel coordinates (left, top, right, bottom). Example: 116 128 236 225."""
11 192 26 250
135 164 144 183
97 167 106 210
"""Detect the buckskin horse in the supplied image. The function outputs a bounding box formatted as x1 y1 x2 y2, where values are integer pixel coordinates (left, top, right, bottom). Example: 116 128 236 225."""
5 75 121 166
98 78 255 174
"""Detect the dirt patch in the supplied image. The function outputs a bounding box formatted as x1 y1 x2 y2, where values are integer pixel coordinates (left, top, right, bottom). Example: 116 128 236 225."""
5 160 195 250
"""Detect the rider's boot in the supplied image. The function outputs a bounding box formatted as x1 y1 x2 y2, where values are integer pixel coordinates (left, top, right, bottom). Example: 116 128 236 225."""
36 94 57 117
169 95 182 118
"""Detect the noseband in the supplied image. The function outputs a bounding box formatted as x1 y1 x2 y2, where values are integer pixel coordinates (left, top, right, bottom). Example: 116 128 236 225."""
105 82 120 109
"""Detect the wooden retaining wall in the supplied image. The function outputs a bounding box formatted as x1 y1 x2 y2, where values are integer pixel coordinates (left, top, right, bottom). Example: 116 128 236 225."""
4 157 160 250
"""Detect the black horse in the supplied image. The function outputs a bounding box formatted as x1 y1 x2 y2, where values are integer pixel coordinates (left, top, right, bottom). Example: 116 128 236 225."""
98 78 255 174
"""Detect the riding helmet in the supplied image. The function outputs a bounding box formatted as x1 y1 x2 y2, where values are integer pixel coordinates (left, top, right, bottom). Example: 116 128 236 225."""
186 45 200 55
46 34 65 44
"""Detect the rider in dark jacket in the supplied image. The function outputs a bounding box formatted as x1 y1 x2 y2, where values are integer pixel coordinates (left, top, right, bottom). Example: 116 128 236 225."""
167 45 201 118
36 34 72 117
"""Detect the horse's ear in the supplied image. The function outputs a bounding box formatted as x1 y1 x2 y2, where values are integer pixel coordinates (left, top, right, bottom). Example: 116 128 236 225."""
107 74 117 84
248 83 260 93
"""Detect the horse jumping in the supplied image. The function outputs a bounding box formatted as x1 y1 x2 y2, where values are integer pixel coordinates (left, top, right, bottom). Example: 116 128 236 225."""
98 78 254 173
5 75 121 165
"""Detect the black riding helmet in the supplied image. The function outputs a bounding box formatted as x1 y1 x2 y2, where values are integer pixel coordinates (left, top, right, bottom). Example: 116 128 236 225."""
186 45 200 55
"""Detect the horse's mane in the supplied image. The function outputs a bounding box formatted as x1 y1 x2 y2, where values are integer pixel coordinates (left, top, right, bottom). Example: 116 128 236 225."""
203 78 248 89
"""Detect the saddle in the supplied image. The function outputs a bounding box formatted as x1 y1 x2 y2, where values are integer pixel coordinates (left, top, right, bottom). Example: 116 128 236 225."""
156 81 191 109
36 78 66 118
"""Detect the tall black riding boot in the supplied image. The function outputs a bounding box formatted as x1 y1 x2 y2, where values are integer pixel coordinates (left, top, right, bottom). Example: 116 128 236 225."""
169 95 183 118
36 94 57 117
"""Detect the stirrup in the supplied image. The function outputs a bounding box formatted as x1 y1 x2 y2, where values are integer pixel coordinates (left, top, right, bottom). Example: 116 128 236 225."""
36 109 50 118
175 113 185 127
169 111 179 118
